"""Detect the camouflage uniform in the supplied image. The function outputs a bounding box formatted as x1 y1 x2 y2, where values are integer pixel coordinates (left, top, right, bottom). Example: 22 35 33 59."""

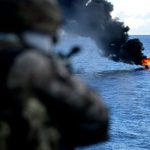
0 0 109 150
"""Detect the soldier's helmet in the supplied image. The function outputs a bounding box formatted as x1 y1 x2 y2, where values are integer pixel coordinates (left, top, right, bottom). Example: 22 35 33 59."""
0 0 62 36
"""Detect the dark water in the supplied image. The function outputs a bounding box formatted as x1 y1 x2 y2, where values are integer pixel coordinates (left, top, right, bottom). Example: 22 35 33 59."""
55 35 150 150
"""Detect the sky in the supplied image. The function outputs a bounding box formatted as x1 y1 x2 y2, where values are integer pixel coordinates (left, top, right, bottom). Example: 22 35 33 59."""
108 0 150 35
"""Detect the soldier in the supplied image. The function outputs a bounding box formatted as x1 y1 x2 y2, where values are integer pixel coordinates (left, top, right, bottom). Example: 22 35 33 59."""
0 0 109 150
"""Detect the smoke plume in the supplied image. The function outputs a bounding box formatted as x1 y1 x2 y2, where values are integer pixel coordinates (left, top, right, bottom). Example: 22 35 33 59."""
58 0 146 66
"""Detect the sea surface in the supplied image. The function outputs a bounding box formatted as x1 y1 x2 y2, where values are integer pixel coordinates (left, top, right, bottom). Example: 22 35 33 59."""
55 35 150 150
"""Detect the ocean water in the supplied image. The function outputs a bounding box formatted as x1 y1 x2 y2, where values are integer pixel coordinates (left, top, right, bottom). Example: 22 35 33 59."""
55 35 150 150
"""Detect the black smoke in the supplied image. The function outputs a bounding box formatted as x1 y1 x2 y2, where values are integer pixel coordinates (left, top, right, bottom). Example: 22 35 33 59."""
58 0 146 66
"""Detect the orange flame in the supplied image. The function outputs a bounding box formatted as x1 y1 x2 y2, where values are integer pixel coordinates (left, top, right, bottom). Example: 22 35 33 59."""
141 57 150 66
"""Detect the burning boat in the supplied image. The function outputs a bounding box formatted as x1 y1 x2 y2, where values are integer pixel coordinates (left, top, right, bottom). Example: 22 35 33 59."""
58 0 150 69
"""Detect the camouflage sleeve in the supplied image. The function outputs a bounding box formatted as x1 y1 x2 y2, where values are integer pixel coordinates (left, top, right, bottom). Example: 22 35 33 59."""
7 50 109 148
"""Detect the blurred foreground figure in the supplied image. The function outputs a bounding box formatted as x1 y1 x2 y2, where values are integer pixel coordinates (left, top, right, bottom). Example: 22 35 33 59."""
0 0 109 150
